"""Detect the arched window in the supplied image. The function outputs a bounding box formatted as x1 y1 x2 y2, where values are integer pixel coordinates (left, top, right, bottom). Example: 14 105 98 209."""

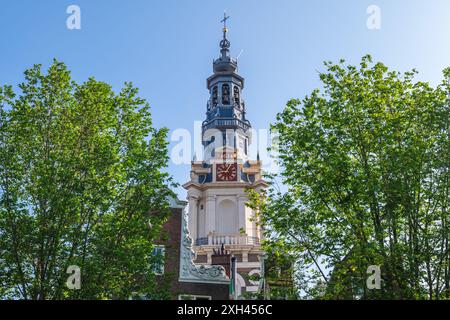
216 199 238 234
244 138 248 155
222 84 230 105
233 86 240 107
212 86 218 106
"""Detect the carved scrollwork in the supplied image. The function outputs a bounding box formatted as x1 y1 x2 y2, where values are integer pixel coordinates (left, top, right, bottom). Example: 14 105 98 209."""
179 209 228 282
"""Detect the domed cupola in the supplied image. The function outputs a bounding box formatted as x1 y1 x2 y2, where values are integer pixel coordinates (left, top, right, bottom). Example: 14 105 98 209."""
213 23 238 73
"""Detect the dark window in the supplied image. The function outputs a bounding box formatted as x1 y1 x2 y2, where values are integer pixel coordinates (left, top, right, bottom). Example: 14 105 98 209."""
151 246 165 275
212 86 218 105
222 84 230 105
233 86 240 106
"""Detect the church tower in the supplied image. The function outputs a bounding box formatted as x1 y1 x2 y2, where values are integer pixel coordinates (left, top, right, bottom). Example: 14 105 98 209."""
183 14 267 297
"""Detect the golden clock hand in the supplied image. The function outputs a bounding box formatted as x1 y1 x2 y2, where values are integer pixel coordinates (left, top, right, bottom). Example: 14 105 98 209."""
222 167 228 173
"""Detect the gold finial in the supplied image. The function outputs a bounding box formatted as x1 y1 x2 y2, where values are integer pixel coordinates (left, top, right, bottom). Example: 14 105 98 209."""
221 12 230 32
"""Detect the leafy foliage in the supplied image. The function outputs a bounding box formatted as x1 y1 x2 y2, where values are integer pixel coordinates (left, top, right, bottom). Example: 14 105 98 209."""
248 56 449 299
0 60 176 299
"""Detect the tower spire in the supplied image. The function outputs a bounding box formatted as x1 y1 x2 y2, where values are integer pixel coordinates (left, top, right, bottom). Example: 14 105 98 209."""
220 12 231 58
221 12 230 34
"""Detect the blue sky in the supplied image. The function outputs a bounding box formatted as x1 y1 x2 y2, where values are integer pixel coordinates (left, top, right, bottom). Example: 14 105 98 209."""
1 0 449 199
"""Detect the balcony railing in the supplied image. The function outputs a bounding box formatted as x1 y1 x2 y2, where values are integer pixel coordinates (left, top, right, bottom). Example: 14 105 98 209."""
202 118 251 133
195 235 260 246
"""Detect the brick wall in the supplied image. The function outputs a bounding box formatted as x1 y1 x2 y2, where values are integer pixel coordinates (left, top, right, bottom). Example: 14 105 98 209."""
156 207 229 300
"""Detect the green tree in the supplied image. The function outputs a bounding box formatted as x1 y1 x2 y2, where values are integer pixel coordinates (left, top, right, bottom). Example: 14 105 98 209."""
0 60 176 299
262 245 299 300
248 56 449 300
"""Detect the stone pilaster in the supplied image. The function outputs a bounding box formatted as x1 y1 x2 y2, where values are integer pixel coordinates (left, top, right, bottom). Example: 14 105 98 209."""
188 195 199 243
205 195 216 234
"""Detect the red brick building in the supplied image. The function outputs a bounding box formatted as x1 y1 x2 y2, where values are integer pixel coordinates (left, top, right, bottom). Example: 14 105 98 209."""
155 199 230 300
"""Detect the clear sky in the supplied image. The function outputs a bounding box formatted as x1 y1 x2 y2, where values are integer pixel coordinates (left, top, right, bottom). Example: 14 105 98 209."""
1 0 449 199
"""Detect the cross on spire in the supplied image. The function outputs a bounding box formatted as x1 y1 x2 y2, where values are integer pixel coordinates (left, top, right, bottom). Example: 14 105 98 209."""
221 12 230 31
219 12 231 57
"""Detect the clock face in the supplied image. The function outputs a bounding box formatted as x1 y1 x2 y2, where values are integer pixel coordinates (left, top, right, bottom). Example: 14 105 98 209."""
216 163 237 181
